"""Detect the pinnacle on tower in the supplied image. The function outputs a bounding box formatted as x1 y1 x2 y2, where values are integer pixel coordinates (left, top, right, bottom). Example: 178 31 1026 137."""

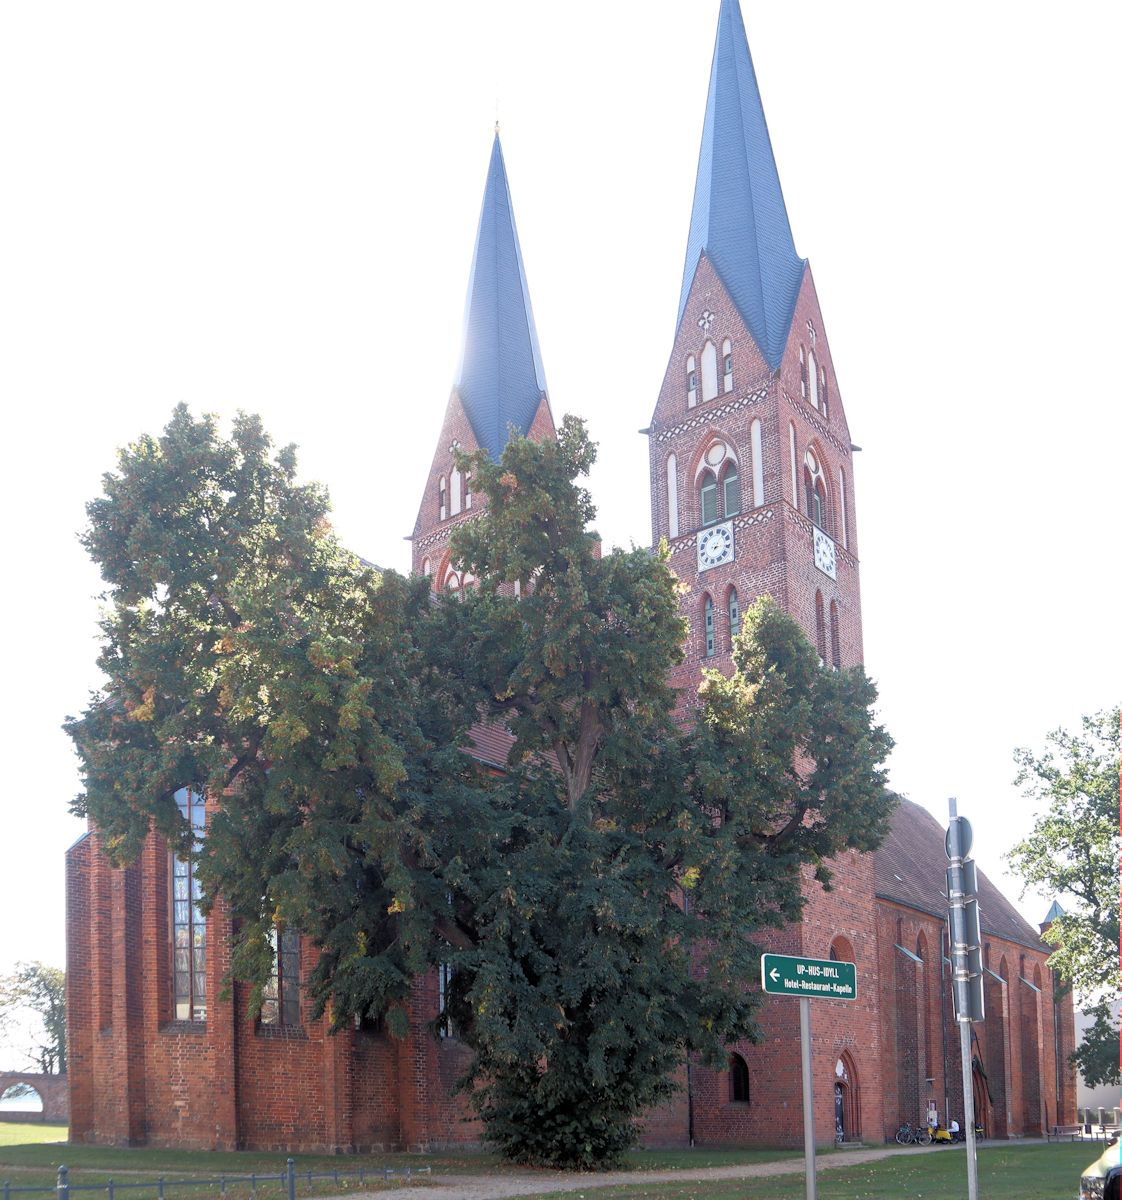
453 132 548 461
678 0 806 369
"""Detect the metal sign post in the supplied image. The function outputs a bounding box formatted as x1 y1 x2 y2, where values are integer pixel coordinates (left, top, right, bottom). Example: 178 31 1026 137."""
800 997 817 1200
946 798 983 1200
762 954 858 1200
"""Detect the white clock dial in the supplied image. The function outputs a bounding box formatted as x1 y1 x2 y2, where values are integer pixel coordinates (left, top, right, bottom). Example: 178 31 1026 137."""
697 521 734 571
813 527 837 580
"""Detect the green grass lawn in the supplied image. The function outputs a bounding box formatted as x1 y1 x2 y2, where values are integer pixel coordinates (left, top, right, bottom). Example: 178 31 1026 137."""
504 1142 1097 1200
0 1124 68 1148
0 1124 1101 1200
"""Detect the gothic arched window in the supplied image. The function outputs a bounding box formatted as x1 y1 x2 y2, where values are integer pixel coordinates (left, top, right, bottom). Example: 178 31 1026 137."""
703 595 715 657
686 355 697 408
721 462 741 519
439 476 447 522
172 787 207 1023
701 341 718 402
829 600 841 669
803 448 829 534
697 440 740 528
815 590 827 663
699 470 719 527
722 338 733 393
807 349 820 410
729 1053 750 1103
728 586 740 642
666 453 679 538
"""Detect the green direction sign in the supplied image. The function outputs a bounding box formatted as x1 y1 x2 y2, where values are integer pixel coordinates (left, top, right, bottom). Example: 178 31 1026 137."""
761 953 857 1000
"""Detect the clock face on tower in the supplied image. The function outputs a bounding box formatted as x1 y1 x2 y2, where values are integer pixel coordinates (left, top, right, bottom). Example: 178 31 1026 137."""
697 521 734 571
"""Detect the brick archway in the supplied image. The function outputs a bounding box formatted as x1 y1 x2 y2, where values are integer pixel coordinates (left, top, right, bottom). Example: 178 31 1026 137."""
0 1073 69 1122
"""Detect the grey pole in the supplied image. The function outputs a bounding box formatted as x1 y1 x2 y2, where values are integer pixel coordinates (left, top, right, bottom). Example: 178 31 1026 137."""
960 1019 979 1200
800 996 817 1200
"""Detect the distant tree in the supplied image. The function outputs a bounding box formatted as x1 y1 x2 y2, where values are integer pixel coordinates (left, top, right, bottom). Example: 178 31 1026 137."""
1006 709 1121 1088
0 963 66 1074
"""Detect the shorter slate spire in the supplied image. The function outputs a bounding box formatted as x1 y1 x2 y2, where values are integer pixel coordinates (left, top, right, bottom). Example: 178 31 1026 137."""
454 133 548 461
678 0 806 369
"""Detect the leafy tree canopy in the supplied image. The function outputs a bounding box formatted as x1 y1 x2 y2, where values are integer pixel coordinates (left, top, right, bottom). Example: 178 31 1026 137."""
67 407 898 1168
1006 708 1121 1087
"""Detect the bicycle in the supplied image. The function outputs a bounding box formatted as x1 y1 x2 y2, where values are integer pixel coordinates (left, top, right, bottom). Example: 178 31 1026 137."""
894 1122 933 1145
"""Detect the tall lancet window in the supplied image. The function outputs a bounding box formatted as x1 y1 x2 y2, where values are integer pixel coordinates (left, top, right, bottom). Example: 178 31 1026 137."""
686 355 697 408
666 454 679 538
814 591 827 664
172 787 207 1022
703 595 715 657
728 586 740 643
722 338 733 393
450 464 462 516
701 341 718 402
807 349 820 410
439 476 447 522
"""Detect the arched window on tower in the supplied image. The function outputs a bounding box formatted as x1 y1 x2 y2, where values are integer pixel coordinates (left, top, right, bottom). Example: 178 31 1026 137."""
421 556 431 578
838 467 849 549
803 448 829 534
750 418 764 507
686 355 697 408
703 595 715 657
666 453 679 538
722 338 733 393
464 471 472 510
701 340 718 402
450 464 463 516
439 476 447 522
721 461 740 518
799 345 808 400
820 367 829 418
699 469 718 527
829 600 841 670
807 349 820 410
729 1053 750 1103
728 586 740 643
815 590 827 663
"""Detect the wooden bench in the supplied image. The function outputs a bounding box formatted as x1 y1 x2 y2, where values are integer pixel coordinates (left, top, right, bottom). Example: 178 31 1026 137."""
1048 1124 1084 1142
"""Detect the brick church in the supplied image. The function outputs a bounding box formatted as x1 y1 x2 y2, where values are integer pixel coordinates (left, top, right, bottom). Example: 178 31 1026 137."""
66 0 1075 1151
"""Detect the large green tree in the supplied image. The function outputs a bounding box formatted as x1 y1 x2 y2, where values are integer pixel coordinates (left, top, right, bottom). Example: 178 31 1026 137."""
67 407 897 1168
1006 709 1120 1088
0 963 66 1074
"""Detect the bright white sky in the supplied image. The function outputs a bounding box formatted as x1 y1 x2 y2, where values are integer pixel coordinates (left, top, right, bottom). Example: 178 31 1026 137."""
1 2 1118 1000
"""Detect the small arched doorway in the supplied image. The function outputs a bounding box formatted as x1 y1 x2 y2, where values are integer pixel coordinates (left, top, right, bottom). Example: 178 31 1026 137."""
834 1053 860 1143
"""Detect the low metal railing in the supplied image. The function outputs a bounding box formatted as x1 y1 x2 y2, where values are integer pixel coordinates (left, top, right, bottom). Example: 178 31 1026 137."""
2 1159 433 1200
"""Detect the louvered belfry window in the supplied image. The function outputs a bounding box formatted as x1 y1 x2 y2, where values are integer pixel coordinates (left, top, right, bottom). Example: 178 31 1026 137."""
700 471 719 526
172 787 207 1022
704 595 715 657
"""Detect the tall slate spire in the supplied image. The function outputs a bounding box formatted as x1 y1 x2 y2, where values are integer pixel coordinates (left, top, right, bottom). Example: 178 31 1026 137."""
678 0 806 369
454 132 548 461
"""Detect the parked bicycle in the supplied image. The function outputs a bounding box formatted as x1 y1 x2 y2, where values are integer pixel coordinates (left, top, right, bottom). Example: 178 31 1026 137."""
895 1122 933 1145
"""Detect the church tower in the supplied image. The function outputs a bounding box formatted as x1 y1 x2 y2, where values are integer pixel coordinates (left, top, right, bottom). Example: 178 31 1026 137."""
647 0 861 694
411 132 555 587
648 0 882 1147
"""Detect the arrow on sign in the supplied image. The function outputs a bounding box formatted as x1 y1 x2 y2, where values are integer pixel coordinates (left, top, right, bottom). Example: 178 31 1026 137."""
769 968 781 983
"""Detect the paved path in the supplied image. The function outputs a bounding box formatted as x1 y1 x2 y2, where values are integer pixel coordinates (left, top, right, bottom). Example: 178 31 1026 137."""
348 1144 937 1200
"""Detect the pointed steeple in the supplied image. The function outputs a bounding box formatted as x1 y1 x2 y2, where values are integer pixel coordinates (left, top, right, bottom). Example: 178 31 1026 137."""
453 132 549 461
678 0 806 369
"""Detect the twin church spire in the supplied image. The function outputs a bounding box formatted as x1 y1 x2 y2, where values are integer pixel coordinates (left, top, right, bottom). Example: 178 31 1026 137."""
446 0 800 462
453 132 549 463
678 0 805 369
